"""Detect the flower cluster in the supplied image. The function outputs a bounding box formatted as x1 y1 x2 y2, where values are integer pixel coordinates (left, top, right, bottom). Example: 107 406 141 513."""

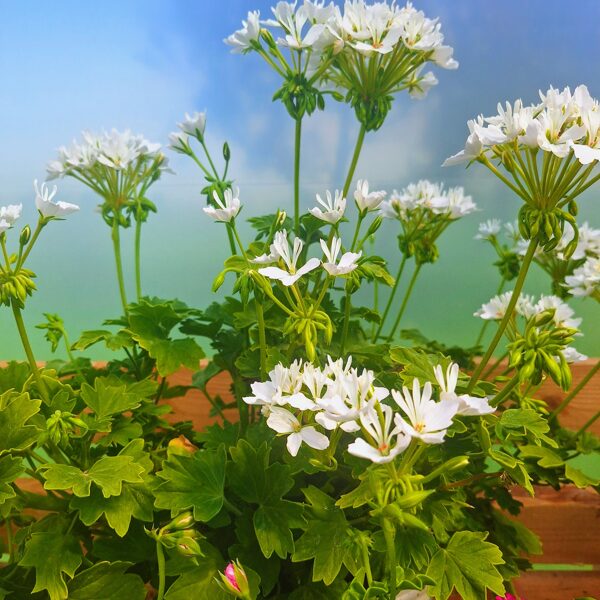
227 1 458 128
475 292 587 366
244 356 493 461
445 84 600 166
380 179 476 264
47 129 168 215
254 229 361 285
0 203 22 234
565 256 600 300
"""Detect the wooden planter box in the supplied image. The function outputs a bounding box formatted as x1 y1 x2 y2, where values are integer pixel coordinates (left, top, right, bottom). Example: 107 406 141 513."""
3 360 599 598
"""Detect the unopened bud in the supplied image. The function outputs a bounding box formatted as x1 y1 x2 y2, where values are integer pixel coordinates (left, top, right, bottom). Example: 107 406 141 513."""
19 225 31 246
219 561 252 599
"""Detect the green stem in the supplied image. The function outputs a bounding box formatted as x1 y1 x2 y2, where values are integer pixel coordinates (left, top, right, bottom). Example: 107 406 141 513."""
342 124 367 198
340 292 352 355
111 221 129 315
550 358 600 422
294 117 302 235
134 216 142 301
5 517 13 563
156 540 166 600
386 264 422 342
374 255 408 341
16 219 44 270
490 373 520 407
382 518 397 599
576 409 600 437
467 238 539 393
256 302 267 380
11 302 49 402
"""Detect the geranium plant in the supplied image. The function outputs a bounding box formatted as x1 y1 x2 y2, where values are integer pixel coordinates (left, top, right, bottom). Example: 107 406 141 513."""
0 2 599 600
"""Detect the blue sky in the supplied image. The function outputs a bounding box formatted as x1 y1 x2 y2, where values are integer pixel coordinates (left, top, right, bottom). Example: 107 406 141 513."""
1 0 600 358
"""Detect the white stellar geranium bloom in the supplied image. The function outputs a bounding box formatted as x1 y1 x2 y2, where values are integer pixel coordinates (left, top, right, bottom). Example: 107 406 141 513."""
224 10 261 53
267 406 329 457
310 189 346 224
475 219 502 240
258 230 320 286
347 404 410 464
34 180 79 219
320 236 361 276
0 204 23 226
354 179 387 213
392 379 458 444
433 363 494 416
177 111 207 140
474 292 516 320
203 188 241 223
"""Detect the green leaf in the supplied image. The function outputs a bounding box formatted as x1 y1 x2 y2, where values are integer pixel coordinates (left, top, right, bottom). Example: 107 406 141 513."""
164 541 229 600
426 531 505 600
0 361 30 394
41 455 144 498
293 487 357 585
0 391 41 455
127 298 205 376
254 499 304 559
67 561 146 600
389 347 450 387
0 455 22 504
80 378 143 421
19 531 82 600
497 408 557 447
520 445 564 468
73 329 133 351
565 463 600 488
154 446 226 521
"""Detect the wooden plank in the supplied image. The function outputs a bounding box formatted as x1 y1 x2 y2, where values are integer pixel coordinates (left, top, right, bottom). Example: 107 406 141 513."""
515 486 600 565
515 570 600 599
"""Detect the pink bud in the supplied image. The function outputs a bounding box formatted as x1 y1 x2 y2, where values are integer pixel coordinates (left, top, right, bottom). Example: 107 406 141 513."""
225 562 241 592
495 595 519 600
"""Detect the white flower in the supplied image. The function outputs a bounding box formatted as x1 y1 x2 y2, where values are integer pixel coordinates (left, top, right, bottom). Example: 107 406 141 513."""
177 112 207 140
433 363 494 416
203 188 241 223
225 10 261 53
475 219 501 240
258 230 320 286
443 116 484 166
429 186 476 219
168 131 190 154
347 404 410 464
0 219 10 234
474 292 515 320
34 180 79 219
562 347 588 364
320 236 361 276
354 179 386 213
267 406 329 456
266 2 327 50
0 204 23 225
565 257 600 297
392 379 458 444
310 189 346 224
535 295 582 330
408 69 438 99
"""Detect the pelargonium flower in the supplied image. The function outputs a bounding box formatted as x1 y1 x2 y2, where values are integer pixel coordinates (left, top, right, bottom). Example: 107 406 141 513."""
203 188 241 223
34 180 79 219
534 295 582 330
433 363 494 416
266 406 329 456
320 236 361 276
310 189 346 224
475 292 523 321
258 230 320 286
392 379 458 444
347 404 410 463
224 10 261 53
565 256 600 298
429 186 476 219
0 204 22 226
475 219 502 240
177 111 207 140
354 179 386 213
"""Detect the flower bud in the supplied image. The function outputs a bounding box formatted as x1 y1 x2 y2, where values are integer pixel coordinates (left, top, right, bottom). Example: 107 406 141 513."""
164 511 195 532
175 535 203 557
219 561 251 599
223 142 231 162
19 225 31 246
